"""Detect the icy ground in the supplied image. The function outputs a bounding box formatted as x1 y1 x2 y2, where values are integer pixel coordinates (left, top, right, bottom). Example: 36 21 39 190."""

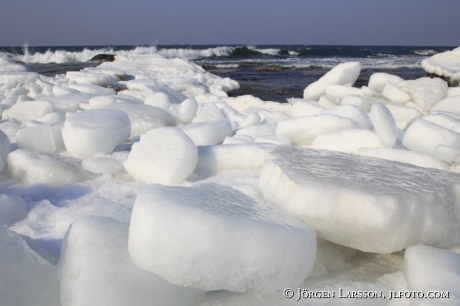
1 48 460 305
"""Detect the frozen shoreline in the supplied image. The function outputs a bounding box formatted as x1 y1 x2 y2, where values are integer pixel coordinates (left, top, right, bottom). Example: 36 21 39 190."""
1 48 460 305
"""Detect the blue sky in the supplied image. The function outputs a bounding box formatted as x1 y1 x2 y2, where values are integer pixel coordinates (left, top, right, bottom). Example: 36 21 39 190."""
1 0 459 46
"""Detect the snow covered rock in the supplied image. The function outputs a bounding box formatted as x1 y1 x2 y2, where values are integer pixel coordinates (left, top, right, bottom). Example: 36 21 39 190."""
62 109 131 158
124 127 197 185
8 149 91 187
404 245 460 305
259 146 460 253
303 62 361 101
276 114 358 146
59 217 205 306
128 183 316 293
0 226 60 306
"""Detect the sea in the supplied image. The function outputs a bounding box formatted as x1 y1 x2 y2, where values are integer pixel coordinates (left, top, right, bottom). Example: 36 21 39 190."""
0 44 455 102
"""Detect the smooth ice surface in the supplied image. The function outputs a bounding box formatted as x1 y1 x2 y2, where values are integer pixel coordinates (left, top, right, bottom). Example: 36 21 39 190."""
192 103 224 123
430 96 460 115
325 84 363 100
59 217 205 306
303 62 361 101
289 99 325 117
68 83 115 96
180 120 232 146
368 73 404 93
386 104 422 130
236 124 276 139
369 103 398 147
403 119 460 156
357 147 450 171
259 146 460 253
340 95 373 112
124 127 198 185
320 104 372 130
128 183 316 293
0 130 11 171
408 77 447 112
62 109 131 158
82 157 123 174
16 124 65 153
8 149 91 187
0 226 60 306
381 82 411 105
0 194 27 226
404 245 460 305
310 129 383 153
276 114 358 146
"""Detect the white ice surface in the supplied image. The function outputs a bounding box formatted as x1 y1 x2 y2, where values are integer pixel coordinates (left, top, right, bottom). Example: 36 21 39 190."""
259 146 460 253
82 157 123 174
180 120 232 146
0 194 27 226
368 73 404 93
128 183 316 293
59 217 205 306
369 103 398 147
408 77 447 112
310 129 383 153
422 46 460 77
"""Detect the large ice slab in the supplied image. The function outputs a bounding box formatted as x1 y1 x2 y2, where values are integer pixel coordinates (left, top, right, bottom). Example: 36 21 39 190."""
259 146 460 253
59 217 205 306
404 245 460 305
422 46 460 77
124 127 197 185
128 183 316 293
303 62 361 101
408 77 447 112
0 226 60 306
180 120 232 146
62 109 131 158
2 101 55 125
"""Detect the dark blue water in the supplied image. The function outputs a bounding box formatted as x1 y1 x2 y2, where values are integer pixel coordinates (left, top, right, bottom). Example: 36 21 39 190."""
0 44 455 102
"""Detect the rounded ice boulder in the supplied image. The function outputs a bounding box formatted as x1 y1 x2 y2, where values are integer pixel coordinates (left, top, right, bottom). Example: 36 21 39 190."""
128 183 316 293
123 127 198 185
62 109 131 159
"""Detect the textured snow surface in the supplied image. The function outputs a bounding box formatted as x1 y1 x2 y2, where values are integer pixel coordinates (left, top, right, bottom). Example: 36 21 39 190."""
129 183 316 293
259 146 460 253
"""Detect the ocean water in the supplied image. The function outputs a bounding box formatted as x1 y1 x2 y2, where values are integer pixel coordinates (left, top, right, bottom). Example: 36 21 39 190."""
0 44 454 102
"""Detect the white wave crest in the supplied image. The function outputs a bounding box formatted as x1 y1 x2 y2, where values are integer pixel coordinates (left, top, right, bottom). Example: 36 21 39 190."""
156 46 234 60
248 46 280 56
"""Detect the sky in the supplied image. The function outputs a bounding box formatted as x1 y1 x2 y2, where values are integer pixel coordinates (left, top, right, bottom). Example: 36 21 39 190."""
1 0 460 47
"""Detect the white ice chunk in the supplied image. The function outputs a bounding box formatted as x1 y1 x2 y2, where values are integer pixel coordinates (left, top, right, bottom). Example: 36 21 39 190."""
59 217 205 306
369 103 398 147
259 146 460 253
320 104 372 129
0 226 60 306
2 101 55 125
434 144 460 164
66 71 117 87
386 104 422 130
0 130 11 171
255 135 291 145
303 62 361 101
310 129 383 153
239 112 261 128
143 84 187 103
0 195 27 226
34 112 66 125
102 103 172 137
236 124 276 139
318 94 339 109
144 92 170 110
421 46 460 77
195 143 274 174
404 245 460 305
41 93 93 113
62 109 131 158
289 99 325 117
68 83 115 96
357 147 450 171
180 120 232 146
8 149 91 187
381 82 411 105
423 113 460 133
128 183 316 293
340 95 373 112
403 119 460 156
430 95 460 115
0 72 39 84
192 103 225 123
82 157 123 174
176 98 198 124
408 77 447 112
368 73 404 93
87 95 116 109
124 127 197 185
276 114 358 146
16 124 65 153
447 87 460 97
325 84 363 100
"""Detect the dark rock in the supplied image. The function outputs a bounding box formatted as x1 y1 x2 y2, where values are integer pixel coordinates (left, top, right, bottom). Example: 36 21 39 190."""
426 73 456 87
89 54 115 62
254 66 287 72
